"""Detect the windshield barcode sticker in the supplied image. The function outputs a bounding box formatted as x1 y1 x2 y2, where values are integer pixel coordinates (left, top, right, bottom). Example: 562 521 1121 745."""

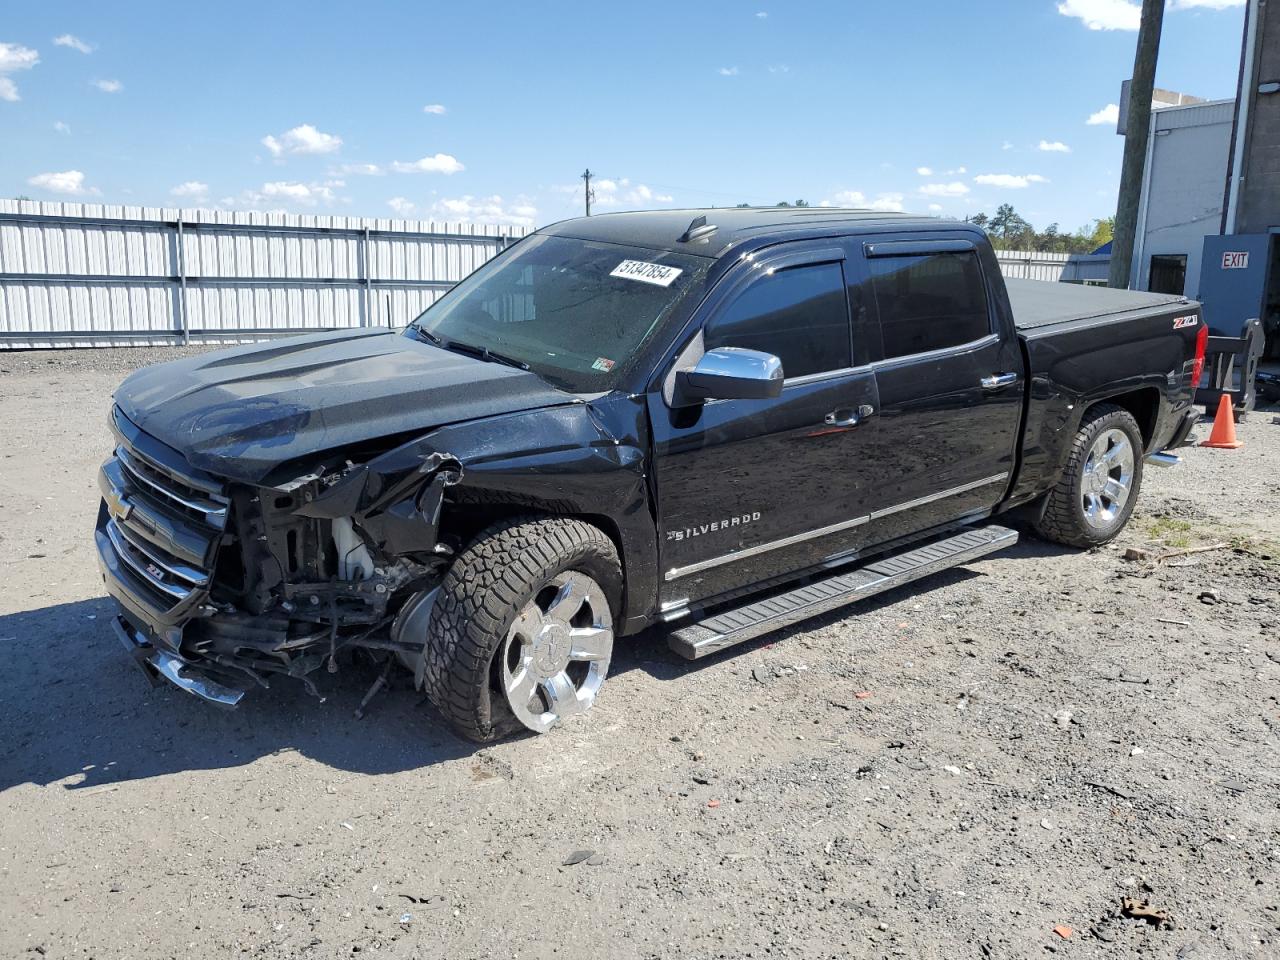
610 260 683 287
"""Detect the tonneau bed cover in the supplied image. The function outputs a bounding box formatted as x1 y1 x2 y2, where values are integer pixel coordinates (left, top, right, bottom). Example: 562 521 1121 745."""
1006 277 1192 331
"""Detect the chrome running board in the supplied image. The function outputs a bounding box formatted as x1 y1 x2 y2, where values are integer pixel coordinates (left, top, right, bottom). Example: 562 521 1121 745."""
667 525 1018 660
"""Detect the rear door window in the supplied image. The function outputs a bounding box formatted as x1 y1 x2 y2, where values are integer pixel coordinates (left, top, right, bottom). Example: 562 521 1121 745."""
704 262 851 379
867 251 991 359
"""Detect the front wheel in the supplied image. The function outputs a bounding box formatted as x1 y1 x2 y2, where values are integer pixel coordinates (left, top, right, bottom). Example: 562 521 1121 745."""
421 516 621 742
1033 403 1145 548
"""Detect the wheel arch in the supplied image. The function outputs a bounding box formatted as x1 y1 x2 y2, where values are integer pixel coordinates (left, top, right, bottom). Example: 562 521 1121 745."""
1080 387 1160 450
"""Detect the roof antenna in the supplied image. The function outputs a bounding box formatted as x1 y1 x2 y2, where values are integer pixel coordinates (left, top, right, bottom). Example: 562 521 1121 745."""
677 215 718 244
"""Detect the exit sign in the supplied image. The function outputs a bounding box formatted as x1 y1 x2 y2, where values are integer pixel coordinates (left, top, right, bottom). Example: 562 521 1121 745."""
1222 251 1250 269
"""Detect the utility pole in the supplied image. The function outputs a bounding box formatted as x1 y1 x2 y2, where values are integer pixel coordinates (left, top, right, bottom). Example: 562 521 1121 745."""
1109 0 1164 289
581 168 594 217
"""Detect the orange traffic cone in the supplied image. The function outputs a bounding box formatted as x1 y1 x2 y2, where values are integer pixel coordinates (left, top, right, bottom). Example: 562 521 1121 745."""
1200 394 1243 449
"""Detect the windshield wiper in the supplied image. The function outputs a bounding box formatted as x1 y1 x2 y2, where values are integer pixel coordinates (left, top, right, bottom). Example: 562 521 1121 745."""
408 323 444 347
446 340 530 371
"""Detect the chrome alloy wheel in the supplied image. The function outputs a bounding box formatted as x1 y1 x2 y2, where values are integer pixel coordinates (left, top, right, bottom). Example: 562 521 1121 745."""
500 571 614 733
1080 427 1135 529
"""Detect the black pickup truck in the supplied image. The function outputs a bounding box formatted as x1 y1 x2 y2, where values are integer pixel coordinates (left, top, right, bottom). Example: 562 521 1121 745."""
96 208 1207 741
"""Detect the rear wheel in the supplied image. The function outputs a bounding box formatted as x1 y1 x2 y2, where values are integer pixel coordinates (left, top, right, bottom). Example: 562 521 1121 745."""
421 516 621 742
1033 403 1144 548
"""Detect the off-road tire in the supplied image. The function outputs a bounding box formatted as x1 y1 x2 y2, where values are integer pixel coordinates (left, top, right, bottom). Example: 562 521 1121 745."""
1033 403 1144 548
422 516 622 743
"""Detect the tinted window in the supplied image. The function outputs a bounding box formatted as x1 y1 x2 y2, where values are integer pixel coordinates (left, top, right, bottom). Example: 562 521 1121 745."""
704 263 850 379
868 252 991 359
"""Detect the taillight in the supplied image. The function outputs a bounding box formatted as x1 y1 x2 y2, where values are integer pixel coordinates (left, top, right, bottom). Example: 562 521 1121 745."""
1190 322 1208 387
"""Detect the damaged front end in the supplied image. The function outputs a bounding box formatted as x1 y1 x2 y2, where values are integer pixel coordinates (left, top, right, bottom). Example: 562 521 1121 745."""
95 406 461 708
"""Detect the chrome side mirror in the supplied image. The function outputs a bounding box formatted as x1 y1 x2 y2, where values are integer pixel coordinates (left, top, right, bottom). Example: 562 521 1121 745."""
676 347 784 404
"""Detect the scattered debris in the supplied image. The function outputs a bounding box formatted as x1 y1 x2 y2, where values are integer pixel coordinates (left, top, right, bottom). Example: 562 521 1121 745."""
942 765 962 776
1121 897 1174 929
562 849 595 866
1159 542 1229 562
339 821 354 831
1084 781 1133 800
1053 925 1073 940
1156 618 1191 627
1199 589 1222 605
1123 547 1152 562
707 799 721 808
1053 708 1073 729
1040 818 1054 830
396 893 446 907
854 691 873 700
1131 747 1144 757
398 913 412 925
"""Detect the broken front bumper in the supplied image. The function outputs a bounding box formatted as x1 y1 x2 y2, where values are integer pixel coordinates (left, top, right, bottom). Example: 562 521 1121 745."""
112 615 247 708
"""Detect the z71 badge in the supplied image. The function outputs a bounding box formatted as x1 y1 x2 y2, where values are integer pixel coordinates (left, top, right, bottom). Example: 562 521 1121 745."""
1172 315 1198 329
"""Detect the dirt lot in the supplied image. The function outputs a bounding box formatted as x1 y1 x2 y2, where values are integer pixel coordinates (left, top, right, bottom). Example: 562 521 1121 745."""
1 347 1278 960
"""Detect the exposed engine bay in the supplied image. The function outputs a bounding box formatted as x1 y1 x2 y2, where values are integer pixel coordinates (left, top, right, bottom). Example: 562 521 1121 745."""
98 405 470 708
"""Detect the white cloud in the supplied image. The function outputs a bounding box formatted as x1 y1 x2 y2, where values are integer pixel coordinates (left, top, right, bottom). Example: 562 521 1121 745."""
53 120 70 134
916 167 933 176
422 103 447 115
170 181 209 199
0 42 40 102
53 34 93 53
390 153 465 174
824 190 905 212
589 178 675 208
430 194 537 228
27 169 94 195
1057 0 1140 30
261 123 343 158
1087 103 1120 126
1038 140 1072 153
332 162 384 176
236 179 344 207
93 78 122 93
387 196 416 215
718 66 740 76
1001 140 1014 151
974 173 1049 189
768 64 789 73
927 203 944 213
756 10 768 17
919 181 970 198
1059 0 1241 30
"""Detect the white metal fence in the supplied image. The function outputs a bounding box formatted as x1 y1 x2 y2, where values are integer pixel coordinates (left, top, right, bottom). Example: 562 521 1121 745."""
0 200 529 348
0 201 1110 349
995 250 1111 283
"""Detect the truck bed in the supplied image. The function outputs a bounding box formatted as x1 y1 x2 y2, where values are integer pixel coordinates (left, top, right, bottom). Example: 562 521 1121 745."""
1006 278 1191 333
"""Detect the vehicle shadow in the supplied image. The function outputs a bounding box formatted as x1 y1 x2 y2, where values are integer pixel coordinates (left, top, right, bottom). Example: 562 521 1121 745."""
1 538 1075 792
0 596 476 793
621 534 1078 679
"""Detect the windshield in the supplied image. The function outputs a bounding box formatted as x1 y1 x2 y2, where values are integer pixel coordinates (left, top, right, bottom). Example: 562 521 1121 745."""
405 234 710 393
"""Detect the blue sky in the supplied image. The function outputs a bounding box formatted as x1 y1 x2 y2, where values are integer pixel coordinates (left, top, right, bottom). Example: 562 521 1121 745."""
0 1 1249 232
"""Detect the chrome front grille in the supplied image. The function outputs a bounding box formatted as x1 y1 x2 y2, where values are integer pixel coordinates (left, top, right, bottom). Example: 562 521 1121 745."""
96 408 230 627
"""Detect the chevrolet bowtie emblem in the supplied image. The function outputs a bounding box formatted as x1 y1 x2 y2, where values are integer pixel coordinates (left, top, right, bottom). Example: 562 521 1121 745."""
105 487 132 523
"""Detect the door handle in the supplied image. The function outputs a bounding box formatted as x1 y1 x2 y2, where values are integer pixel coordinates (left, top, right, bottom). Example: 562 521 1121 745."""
824 404 875 428
981 372 1019 390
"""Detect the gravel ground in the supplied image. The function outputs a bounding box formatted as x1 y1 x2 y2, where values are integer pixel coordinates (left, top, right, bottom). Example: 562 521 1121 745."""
1 347 1278 960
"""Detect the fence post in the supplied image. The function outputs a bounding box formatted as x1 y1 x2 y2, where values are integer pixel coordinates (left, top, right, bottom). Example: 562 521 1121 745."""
360 226 371 327
176 216 190 345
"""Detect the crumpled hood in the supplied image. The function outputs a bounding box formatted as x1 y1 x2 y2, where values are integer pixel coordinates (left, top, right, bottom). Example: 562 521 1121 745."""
114 328 574 484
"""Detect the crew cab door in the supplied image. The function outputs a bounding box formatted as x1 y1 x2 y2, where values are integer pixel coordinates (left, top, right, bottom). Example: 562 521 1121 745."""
647 244 881 606
858 237 1023 542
